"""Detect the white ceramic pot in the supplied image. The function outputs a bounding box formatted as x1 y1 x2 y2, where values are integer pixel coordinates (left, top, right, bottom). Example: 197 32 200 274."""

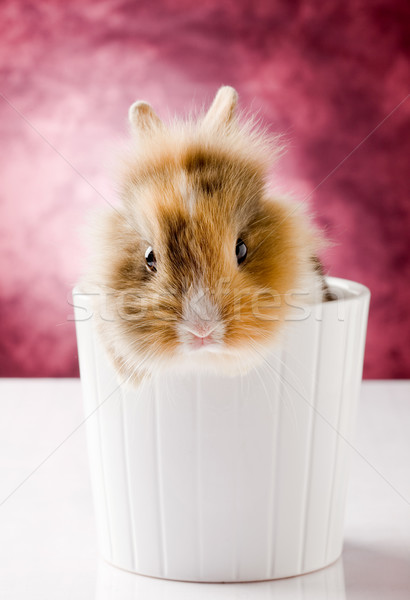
73 276 370 582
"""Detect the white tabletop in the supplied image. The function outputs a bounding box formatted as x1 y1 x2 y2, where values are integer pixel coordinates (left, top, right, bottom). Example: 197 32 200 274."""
0 379 409 599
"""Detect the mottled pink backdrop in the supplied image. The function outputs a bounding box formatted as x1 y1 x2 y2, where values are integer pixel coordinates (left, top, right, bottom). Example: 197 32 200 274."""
1 0 409 378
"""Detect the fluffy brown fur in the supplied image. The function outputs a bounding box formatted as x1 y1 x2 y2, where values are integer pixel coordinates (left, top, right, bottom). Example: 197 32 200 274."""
82 87 327 385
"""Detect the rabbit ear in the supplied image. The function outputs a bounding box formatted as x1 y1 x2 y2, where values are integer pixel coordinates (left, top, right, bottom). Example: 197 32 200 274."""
128 101 163 134
202 86 238 130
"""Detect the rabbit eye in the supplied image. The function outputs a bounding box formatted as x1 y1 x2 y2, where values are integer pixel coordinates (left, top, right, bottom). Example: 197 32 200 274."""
145 246 157 272
236 238 247 265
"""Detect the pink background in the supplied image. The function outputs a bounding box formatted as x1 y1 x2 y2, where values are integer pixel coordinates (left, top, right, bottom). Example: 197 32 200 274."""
1 0 409 378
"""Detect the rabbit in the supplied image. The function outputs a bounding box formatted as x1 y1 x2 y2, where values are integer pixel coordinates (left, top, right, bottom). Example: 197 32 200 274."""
81 86 330 386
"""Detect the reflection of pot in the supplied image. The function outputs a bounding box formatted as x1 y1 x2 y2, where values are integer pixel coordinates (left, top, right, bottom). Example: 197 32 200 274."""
74 277 370 582
95 558 346 600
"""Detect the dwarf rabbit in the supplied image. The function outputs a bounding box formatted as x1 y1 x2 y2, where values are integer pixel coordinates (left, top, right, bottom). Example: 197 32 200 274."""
82 86 329 385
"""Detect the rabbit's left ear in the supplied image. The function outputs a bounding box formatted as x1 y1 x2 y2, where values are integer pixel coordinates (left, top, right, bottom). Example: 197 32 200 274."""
128 100 163 134
202 86 238 130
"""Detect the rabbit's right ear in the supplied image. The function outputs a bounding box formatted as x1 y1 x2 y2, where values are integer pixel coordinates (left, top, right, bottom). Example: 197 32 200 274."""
202 86 238 131
128 101 163 134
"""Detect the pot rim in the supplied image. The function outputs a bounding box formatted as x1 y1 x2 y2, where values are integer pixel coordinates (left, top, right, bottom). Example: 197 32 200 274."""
72 275 370 308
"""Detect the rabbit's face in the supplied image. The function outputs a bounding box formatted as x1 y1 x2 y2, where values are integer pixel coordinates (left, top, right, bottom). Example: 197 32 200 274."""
103 143 313 376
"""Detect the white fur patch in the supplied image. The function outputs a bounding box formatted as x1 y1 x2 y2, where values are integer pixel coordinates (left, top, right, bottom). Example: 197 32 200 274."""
183 286 219 324
178 170 196 214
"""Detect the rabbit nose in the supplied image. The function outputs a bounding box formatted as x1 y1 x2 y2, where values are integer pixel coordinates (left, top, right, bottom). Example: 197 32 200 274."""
186 322 218 339
179 285 226 349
